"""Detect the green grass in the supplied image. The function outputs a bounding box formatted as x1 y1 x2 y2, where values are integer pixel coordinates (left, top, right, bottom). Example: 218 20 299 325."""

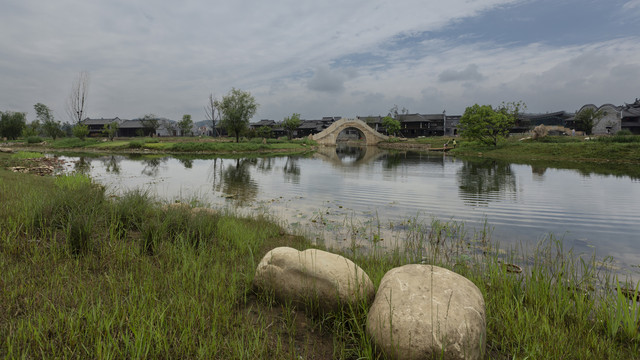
49 138 101 148
10 151 44 159
452 136 640 163
1 152 639 359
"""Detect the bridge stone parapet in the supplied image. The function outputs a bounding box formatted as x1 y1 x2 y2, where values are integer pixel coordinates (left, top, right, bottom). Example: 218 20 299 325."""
311 118 389 145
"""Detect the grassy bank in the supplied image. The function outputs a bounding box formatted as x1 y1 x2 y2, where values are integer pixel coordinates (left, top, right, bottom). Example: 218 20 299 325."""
8 136 316 156
1 152 639 359
452 135 640 163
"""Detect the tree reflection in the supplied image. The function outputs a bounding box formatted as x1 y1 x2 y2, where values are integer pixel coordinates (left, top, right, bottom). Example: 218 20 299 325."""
74 157 91 174
213 158 258 205
141 157 167 177
257 157 274 173
178 158 193 169
457 158 516 206
382 152 405 169
283 156 300 184
103 155 121 174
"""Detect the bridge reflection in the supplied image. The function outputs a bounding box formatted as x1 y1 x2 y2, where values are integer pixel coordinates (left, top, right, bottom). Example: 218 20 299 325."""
313 144 388 167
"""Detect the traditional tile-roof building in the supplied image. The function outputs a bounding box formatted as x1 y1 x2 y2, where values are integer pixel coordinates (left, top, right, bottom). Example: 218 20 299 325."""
621 98 640 134
81 117 125 137
566 99 640 135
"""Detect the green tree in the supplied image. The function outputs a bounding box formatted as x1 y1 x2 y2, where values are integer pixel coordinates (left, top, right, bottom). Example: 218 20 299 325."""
22 120 41 137
140 114 159 137
216 88 258 143
459 104 515 147
61 122 74 137
574 107 604 135
35 103 64 140
102 122 119 141
257 125 273 139
382 116 401 136
0 111 26 140
178 114 193 136
282 113 301 140
72 123 89 140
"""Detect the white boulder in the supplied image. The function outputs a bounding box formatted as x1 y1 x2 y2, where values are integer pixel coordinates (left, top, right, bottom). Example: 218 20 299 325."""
367 264 485 360
253 247 375 312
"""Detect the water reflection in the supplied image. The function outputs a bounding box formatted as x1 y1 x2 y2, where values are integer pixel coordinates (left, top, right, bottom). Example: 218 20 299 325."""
74 156 91 174
102 155 121 174
257 157 275 173
283 156 300 184
336 144 366 164
457 158 516 206
314 145 387 168
177 158 193 169
141 157 168 177
212 158 258 205
531 165 548 181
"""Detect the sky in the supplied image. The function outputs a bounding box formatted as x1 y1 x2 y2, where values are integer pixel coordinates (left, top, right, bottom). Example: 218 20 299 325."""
1 0 639 123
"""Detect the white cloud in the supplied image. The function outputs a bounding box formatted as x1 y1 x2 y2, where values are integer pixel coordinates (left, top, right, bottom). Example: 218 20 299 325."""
438 64 485 82
1 0 638 122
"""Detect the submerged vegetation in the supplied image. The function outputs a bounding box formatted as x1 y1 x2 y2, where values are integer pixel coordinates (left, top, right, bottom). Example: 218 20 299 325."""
1 152 639 359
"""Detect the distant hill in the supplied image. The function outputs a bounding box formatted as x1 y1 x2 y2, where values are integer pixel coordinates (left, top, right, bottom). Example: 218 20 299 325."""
195 120 213 127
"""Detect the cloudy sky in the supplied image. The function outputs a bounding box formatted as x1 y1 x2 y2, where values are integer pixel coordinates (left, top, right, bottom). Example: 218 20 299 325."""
1 0 639 123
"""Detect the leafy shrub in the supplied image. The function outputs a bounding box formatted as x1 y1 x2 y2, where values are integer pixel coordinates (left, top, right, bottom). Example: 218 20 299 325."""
72 124 89 140
128 140 145 148
616 129 633 136
26 136 43 143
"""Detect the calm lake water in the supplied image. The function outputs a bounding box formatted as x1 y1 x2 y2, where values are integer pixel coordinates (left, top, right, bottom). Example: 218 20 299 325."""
58 145 640 277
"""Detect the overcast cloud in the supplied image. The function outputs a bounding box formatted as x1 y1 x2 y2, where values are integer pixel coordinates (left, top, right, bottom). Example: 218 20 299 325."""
1 0 638 122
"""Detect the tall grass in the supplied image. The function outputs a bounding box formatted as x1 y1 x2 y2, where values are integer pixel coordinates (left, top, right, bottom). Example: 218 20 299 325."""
2 152 639 359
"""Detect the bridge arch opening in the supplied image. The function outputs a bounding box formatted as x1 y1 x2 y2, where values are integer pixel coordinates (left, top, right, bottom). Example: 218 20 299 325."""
336 126 367 143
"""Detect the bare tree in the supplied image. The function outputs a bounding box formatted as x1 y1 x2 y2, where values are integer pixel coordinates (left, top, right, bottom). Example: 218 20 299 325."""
66 71 90 124
204 93 220 136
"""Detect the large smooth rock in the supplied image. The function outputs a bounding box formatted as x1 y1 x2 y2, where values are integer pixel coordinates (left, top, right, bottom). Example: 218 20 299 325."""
367 264 485 360
253 247 375 312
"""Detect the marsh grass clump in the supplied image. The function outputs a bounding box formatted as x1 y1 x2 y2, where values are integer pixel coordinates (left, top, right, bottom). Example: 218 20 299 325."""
127 139 145 148
65 211 94 254
26 136 43 144
10 151 44 159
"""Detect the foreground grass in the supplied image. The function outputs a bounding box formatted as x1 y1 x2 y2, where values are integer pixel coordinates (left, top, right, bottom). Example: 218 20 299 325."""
1 152 639 359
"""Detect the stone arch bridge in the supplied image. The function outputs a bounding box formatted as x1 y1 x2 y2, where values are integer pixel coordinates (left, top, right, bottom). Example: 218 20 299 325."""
311 118 388 145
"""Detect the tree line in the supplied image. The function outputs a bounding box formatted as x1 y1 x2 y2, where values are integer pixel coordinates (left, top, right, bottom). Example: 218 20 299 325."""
0 71 610 144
